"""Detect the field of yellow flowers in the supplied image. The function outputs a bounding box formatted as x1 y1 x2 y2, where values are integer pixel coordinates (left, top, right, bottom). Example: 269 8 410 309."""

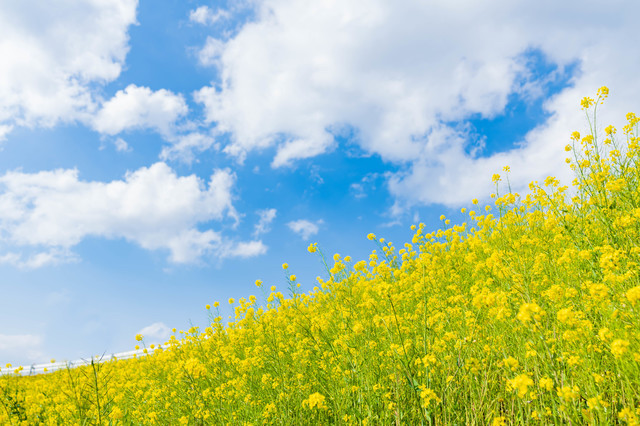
1 87 639 424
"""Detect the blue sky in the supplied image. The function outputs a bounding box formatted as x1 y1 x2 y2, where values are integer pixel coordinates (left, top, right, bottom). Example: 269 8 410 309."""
1 0 639 367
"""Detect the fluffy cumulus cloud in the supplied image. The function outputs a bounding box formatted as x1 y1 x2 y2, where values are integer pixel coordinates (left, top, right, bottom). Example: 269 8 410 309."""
287 219 321 241
91 83 222 162
0 163 265 266
92 84 189 137
0 1 207 158
198 37 227 67
0 0 137 132
195 0 640 206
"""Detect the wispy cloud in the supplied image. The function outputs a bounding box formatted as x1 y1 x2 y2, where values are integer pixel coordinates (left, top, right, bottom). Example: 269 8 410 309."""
220 240 267 258
114 138 132 152
189 6 229 25
0 248 78 269
159 132 218 163
253 208 277 238
287 219 322 241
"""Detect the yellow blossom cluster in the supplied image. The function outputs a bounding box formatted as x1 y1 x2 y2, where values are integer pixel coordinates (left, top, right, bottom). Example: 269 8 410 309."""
1 87 639 424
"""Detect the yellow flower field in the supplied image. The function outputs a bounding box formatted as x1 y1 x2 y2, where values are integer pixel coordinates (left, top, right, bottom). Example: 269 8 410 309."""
1 87 639 424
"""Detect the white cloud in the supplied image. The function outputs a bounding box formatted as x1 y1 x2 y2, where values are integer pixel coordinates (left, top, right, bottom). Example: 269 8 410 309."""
221 240 268 258
350 183 365 198
0 0 137 129
93 85 188 137
0 248 78 269
0 124 13 142
253 208 277 237
189 6 229 25
271 134 335 168
287 219 321 241
0 2 208 160
93 88 217 161
194 0 640 206
0 333 44 365
198 37 226 67
114 137 132 152
159 132 218 163
137 322 171 343
349 173 381 200
0 163 264 265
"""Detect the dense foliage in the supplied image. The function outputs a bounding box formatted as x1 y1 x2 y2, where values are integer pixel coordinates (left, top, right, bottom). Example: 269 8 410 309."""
2 88 640 424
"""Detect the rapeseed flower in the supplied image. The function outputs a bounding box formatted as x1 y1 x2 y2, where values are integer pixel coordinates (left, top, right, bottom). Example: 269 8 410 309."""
302 392 327 410
2 88 639 425
611 339 630 358
507 374 534 398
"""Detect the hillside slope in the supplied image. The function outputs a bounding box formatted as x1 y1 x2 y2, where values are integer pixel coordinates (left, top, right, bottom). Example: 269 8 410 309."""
2 87 639 425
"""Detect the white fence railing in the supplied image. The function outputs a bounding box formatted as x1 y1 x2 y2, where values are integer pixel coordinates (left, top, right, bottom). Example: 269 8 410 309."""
0 346 163 376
